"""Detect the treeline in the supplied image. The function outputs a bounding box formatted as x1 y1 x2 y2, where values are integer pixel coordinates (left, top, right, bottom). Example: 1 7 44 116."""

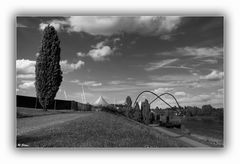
178 105 224 120
102 96 224 123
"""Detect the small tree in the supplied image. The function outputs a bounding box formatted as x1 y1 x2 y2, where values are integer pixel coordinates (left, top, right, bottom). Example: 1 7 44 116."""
133 102 142 122
35 25 63 111
125 96 132 117
141 99 150 125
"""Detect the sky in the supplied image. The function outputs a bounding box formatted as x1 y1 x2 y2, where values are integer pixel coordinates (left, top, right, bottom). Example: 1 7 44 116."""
16 16 224 108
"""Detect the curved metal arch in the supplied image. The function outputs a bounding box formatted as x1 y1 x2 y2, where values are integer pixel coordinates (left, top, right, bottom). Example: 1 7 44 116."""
133 90 172 108
133 91 181 109
149 92 181 108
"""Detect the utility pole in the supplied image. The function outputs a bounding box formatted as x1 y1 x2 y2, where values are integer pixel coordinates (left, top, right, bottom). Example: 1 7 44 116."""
81 82 86 103
114 96 116 107
64 90 68 100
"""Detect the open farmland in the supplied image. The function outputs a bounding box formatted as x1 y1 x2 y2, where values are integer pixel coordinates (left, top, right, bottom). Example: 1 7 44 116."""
17 111 191 147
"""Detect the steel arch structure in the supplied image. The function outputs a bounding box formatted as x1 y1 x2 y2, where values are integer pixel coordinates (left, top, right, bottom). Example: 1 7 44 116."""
133 90 181 109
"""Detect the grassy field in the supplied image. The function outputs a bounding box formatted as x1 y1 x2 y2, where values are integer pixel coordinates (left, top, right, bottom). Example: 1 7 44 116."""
183 116 223 140
17 111 191 147
163 116 224 147
17 107 75 118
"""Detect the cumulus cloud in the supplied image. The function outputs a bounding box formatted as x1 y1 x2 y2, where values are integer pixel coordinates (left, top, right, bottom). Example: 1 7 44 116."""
77 41 116 61
60 60 85 74
200 70 224 81
88 46 114 61
19 80 35 89
16 59 35 74
16 59 35 79
39 16 182 36
145 59 178 71
16 59 84 78
39 20 68 31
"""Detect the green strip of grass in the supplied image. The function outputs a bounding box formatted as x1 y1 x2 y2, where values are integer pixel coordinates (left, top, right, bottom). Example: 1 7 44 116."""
17 112 191 147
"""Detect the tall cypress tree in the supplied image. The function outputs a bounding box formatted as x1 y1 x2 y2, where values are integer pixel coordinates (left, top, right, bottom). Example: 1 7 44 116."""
35 25 63 111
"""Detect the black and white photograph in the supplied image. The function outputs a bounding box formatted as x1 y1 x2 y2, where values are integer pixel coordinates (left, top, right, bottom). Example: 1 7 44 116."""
16 16 224 148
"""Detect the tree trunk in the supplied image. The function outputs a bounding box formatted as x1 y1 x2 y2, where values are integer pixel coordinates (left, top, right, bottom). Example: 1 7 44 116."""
54 100 56 110
43 104 47 111
35 97 38 109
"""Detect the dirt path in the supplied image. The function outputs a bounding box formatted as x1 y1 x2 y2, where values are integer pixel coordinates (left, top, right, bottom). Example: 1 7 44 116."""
17 113 93 136
152 126 209 147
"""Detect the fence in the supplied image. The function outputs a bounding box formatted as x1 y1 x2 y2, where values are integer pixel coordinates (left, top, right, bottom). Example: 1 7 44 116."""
16 95 92 111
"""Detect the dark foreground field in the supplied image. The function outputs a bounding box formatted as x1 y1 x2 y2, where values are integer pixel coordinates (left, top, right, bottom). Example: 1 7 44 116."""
182 117 223 146
163 116 223 147
17 110 191 147
183 117 223 140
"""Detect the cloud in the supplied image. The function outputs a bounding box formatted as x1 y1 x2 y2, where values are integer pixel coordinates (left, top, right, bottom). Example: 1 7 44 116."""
69 79 80 83
60 60 85 73
153 88 174 94
17 23 27 28
16 59 35 79
17 74 35 79
88 85 142 92
158 46 223 59
176 46 223 58
16 59 84 78
19 80 35 89
159 34 172 40
76 52 86 57
203 59 218 64
178 94 212 105
16 59 35 74
174 91 186 96
200 70 224 81
83 81 102 87
77 41 116 61
40 16 182 36
70 80 102 87
88 45 114 61
108 80 125 85
145 59 178 71
137 81 178 88
39 20 68 31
